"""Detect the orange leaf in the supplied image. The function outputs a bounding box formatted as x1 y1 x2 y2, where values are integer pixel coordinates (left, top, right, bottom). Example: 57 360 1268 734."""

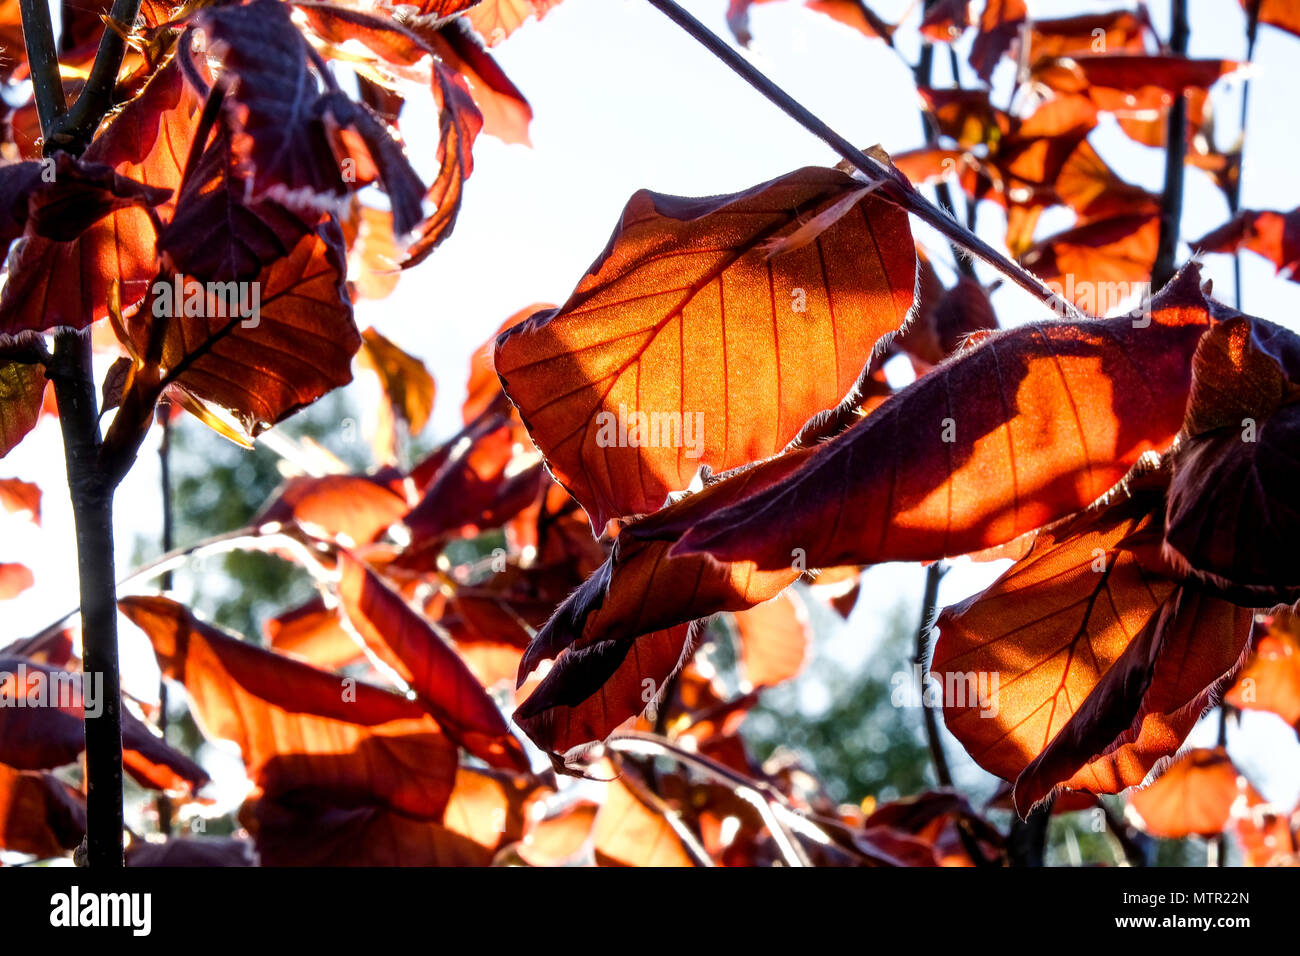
515 463 806 755
0 477 40 522
733 590 810 689
664 265 1212 573
0 562 34 600
127 222 361 438
0 56 200 334
467 0 561 46
932 482 1178 796
495 165 917 531
119 595 457 819
1226 606 1300 730
0 764 84 859
255 472 410 544
336 554 529 771
593 775 697 867
1128 747 1246 838
1164 316 1300 602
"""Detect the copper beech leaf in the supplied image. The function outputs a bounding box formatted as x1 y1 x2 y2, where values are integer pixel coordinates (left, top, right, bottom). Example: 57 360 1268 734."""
1193 207 1300 281
933 476 1253 814
1033 54 1242 114
0 361 47 458
128 222 360 438
662 266 1213 573
733 590 810 690
156 124 314 284
253 472 410 544
359 327 437 438
1226 607 1300 731
0 658 209 794
0 55 201 334
932 484 1177 797
0 477 40 522
1127 747 1246 838
514 460 808 756
1060 587 1250 802
494 166 917 532
0 562 34 600
0 764 85 858
266 597 363 671
421 18 533 146
335 554 530 771
1164 316 1300 603
193 0 343 206
466 0 561 45
244 765 538 866
118 595 457 818
403 64 483 267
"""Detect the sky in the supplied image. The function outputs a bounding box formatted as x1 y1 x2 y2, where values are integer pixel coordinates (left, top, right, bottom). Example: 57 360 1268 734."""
4 0 1300 816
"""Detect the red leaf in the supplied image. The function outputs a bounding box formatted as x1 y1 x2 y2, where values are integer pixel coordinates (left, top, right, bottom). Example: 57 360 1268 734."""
1024 10 1150 64
515 464 805 756
1193 207 1300 281
335 555 529 771
732 591 810 689
0 477 40 523
664 265 1213 572
1255 0 1300 40
1226 606 1300 731
0 360 45 458
466 0 561 46
119 595 457 819
0 764 85 858
1035 54 1242 114
1021 214 1161 305
0 657 209 793
494 165 917 531
1128 747 1246 838
592 773 697 867
932 481 1178 796
0 562 34 600
265 596 363 670
194 0 345 206
127 222 360 437
254 472 410 545
403 64 483 267
969 0 1027 82
422 18 533 146
156 124 315 284
0 56 201 334
1164 316 1300 602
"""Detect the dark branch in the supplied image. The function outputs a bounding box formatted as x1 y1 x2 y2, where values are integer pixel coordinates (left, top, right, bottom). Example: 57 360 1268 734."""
45 0 144 154
17 0 68 144
1152 0 1190 289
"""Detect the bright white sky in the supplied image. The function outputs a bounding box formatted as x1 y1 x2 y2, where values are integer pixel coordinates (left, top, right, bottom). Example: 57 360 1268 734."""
4 0 1300 814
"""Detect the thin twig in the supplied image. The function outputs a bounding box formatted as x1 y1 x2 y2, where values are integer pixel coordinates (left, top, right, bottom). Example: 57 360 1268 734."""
46 0 144 154
643 0 1084 320
155 411 174 836
1152 0 1190 289
17 0 67 145
606 731 820 867
1228 0 1260 311
913 562 951 786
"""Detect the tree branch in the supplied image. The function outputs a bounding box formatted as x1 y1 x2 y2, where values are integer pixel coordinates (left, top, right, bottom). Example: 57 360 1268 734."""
643 0 1083 320
913 562 952 787
45 0 143 154
1229 0 1260 310
1152 0 1190 290
17 0 68 144
48 329 125 868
